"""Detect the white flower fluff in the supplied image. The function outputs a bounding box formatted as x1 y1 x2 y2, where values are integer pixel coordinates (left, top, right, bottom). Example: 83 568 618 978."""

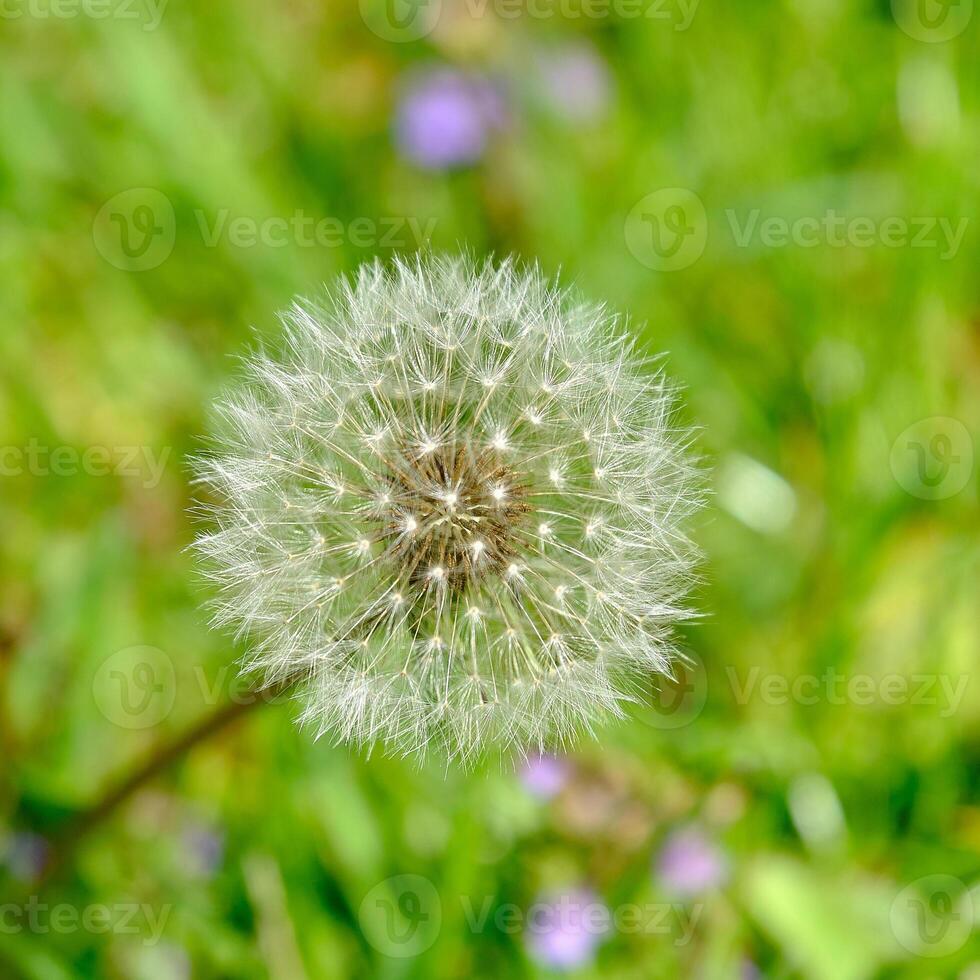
195 256 699 764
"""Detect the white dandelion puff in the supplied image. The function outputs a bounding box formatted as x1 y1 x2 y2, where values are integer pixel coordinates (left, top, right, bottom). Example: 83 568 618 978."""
193 255 701 765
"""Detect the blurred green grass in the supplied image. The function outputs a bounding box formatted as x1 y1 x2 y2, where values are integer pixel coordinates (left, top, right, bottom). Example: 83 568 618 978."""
1 1 978 977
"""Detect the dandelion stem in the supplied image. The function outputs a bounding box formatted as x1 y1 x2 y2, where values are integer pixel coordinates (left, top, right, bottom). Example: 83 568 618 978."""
40 670 304 888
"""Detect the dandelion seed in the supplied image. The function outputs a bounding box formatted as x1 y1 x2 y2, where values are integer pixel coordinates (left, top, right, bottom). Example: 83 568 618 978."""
194 255 700 764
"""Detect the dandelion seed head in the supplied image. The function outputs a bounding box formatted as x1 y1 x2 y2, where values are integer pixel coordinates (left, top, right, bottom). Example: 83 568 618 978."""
194 255 700 765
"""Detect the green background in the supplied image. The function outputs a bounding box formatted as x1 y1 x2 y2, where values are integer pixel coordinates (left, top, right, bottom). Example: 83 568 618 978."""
1 0 978 976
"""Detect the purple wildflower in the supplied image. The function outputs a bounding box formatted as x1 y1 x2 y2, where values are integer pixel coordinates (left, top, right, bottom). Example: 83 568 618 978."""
656 828 728 896
519 752 570 800
525 888 608 970
395 69 507 170
3 832 49 882
181 823 225 879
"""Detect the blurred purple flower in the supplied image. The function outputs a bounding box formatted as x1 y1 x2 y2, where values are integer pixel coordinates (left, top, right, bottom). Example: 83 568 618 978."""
181 823 225 879
536 43 612 123
525 888 608 971
3 832 49 882
395 69 507 170
656 828 728 896
519 752 570 799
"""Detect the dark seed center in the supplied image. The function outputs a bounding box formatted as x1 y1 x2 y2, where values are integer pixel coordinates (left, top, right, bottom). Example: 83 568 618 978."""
380 443 530 592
